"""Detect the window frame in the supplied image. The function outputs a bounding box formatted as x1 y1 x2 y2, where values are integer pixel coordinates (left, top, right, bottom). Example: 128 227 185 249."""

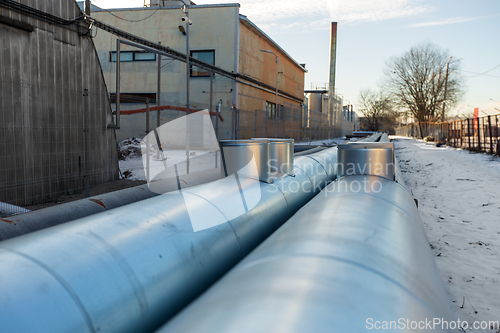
110 51 157 62
266 101 276 119
190 49 215 78
109 93 157 104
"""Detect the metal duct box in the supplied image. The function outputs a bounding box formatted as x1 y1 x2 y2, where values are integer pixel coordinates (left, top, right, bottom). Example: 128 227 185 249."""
219 140 272 183
252 138 294 176
337 142 395 180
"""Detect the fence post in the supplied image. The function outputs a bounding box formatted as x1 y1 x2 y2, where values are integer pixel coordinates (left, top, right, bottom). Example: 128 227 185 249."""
299 106 302 142
452 122 454 147
488 115 493 153
236 108 240 140
145 98 150 183
481 117 486 151
282 105 285 138
254 110 257 138
265 110 268 138
231 107 236 140
459 120 463 148
495 116 500 156
275 105 278 138
478 117 482 152
83 89 89 198
467 118 471 149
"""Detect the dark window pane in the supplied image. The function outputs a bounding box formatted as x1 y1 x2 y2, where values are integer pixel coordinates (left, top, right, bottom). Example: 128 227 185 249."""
109 93 156 104
191 50 214 77
266 101 276 119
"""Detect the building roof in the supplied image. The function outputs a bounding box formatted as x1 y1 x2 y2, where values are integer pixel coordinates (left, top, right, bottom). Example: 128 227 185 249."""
90 3 240 12
476 102 500 116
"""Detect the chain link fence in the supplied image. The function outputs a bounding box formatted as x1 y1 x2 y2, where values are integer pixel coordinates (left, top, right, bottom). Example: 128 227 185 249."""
116 101 354 143
0 84 118 216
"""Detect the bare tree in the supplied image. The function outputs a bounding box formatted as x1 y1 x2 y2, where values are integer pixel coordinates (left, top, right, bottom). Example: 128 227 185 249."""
358 89 397 131
383 42 464 137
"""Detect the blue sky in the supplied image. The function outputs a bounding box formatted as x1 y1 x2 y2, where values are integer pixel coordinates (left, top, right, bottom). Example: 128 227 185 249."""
91 0 500 115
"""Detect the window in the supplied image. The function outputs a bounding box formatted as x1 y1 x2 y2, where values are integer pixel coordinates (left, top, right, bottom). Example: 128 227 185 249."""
266 102 284 119
266 101 276 119
109 93 157 104
190 50 215 77
110 51 156 62
133 52 156 61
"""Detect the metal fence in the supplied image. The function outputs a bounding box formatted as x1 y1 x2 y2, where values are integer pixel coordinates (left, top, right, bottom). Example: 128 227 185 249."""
236 104 353 142
395 114 500 154
117 101 354 143
0 85 118 216
0 96 353 215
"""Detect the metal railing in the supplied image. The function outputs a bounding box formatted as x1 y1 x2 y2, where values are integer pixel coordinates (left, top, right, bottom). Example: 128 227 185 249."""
396 114 500 154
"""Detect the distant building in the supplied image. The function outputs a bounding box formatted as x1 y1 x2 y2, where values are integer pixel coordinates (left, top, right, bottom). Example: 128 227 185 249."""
90 2 307 140
0 0 118 207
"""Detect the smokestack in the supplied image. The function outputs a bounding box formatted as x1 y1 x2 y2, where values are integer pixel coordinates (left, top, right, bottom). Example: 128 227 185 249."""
329 22 337 96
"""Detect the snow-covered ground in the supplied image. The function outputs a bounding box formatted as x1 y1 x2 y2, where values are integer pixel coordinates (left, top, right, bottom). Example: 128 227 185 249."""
118 137 220 182
120 149 219 182
392 136 500 332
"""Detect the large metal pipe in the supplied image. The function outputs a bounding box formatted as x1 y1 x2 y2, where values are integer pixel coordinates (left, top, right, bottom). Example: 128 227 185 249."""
0 132 378 242
0 135 383 333
159 134 455 333
0 168 221 241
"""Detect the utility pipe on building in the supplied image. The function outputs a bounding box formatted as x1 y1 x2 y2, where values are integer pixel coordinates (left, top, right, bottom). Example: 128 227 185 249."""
157 41 162 128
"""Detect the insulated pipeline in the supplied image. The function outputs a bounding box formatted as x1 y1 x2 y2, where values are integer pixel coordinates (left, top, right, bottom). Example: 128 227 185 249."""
0 136 386 333
158 134 454 333
0 168 222 241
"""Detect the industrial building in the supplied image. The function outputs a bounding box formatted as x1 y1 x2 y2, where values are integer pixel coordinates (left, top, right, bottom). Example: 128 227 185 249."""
0 0 119 207
89 1 353 141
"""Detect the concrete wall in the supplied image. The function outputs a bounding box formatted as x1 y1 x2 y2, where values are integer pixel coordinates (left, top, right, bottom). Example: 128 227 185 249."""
0 0 118 207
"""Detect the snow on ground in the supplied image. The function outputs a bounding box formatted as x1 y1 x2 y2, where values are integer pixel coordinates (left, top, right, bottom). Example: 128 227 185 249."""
120 149 219 182
118 137 220 182
392 136 500 332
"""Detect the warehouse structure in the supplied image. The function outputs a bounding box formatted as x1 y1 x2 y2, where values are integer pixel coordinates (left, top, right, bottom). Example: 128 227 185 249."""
0 0 118 207
90 2 353 141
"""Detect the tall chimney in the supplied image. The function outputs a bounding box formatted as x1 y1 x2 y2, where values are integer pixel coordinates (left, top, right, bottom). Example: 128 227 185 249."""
329 22 337 96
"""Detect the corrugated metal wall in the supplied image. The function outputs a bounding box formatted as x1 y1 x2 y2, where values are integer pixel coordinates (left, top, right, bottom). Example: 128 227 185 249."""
0 0 118 207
